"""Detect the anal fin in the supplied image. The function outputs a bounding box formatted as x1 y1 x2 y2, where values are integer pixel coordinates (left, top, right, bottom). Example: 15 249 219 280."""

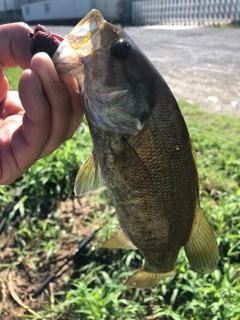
184 204 219 273
102 227 137 250
125 268 176 289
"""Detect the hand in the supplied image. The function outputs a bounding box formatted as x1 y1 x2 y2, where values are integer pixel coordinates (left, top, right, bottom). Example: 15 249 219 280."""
0 23 83 185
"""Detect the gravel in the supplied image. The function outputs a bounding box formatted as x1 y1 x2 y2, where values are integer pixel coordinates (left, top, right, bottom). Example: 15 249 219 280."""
45 24 240 116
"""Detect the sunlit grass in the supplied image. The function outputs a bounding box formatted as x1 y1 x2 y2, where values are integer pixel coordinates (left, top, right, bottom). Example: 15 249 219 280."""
0 69 239 319
4 66 22 90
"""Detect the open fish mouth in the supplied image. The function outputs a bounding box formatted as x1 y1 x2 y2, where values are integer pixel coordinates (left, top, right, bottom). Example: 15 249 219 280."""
52 10 105 74
67 9 104 49
52 9 141 134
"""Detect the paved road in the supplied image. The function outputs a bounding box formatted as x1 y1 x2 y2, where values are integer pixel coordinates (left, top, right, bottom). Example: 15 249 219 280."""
42 24 240 115
127 26 240 115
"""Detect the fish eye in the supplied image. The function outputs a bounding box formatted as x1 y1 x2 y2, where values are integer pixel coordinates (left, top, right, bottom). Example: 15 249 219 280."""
111 39 132 60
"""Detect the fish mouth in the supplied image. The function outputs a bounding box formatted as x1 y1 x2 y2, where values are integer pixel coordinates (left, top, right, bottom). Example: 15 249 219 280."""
65 9 104 51
52 9 105 74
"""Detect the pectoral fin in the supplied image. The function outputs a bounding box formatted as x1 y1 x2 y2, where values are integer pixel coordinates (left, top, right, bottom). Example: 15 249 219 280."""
102 226 137 250
74 152 102 196
105 106 145 134
125 268 175 289
184 204 219 273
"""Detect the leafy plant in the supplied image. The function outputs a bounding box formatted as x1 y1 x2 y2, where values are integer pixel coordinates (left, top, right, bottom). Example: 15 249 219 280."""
0 75 240 319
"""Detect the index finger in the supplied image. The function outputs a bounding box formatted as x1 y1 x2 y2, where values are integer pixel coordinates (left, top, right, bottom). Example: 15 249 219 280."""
0 22 33 70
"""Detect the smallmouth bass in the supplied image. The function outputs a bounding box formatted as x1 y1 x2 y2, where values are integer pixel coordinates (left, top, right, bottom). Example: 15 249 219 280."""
52 9 218 288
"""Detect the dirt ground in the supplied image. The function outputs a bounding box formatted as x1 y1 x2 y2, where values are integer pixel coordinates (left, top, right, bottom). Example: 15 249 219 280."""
0 195 105 319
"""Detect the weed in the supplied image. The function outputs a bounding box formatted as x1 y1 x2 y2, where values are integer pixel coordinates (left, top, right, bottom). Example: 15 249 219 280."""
0 70 240 319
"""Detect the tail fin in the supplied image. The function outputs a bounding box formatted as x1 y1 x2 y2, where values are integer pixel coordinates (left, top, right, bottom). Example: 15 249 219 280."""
184 204 219 273
125 268 175 289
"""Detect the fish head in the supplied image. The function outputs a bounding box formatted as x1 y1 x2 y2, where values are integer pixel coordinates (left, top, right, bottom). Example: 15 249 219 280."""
53 9 155 134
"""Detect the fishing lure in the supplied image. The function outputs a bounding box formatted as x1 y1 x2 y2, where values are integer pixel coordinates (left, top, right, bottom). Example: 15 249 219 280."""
29 25 63 57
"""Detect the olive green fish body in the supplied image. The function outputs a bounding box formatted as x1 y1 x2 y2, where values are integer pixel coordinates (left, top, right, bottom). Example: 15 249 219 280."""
53 9 218 288
88 78 197 273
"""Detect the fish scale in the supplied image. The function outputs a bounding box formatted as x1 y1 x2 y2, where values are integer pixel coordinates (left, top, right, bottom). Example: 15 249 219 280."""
90 117 195 271
53 9 219 288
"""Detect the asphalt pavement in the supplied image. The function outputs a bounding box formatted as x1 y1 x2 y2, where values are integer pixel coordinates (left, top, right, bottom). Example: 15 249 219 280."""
42 24 240 115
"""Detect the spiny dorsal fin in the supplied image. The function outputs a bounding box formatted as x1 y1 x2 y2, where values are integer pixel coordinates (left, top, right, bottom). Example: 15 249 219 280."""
125 268 176 289
74 152 102 196
102 226 137 250
184 204 219 273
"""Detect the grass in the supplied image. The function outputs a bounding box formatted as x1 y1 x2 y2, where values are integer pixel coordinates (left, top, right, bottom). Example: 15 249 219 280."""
0 68 240 319
4 66 22 90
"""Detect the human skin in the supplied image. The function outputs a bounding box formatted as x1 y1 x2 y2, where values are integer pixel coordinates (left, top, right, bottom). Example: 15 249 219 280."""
0 22 83 184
